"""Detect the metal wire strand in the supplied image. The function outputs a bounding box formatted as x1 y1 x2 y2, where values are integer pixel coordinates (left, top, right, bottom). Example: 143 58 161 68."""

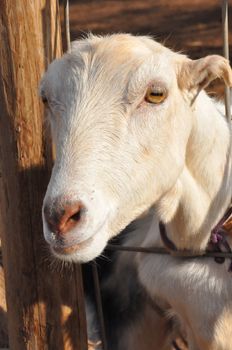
106 244 232 259
92 262 108 350
64 0 71 51
222 0 231 121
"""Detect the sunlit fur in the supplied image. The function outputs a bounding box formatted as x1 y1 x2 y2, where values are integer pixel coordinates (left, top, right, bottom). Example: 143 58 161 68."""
40 34 232 349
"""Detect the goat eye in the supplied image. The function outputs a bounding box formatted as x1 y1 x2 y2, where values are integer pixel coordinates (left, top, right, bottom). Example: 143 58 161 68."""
145 87 167 104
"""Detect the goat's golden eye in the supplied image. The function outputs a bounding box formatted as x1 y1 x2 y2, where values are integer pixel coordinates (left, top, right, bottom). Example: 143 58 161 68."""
145 87 167 104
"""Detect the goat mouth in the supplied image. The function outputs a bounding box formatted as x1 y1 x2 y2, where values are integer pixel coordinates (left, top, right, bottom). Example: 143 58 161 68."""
51 236 93 256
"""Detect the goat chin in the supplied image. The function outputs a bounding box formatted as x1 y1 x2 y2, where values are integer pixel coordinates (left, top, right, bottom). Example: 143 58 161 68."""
50 231 108 263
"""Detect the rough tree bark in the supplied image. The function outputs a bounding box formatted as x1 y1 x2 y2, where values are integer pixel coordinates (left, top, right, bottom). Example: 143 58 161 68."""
0 1 87 349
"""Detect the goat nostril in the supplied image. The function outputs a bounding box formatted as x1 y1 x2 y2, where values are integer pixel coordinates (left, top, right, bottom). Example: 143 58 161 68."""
70 210 82 223
44 200 85 236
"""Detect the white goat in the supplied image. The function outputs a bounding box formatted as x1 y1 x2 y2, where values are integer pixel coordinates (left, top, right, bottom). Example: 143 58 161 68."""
40 34 232 350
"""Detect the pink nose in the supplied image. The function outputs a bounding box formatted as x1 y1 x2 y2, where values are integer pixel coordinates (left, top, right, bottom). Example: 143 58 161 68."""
44 199 84 236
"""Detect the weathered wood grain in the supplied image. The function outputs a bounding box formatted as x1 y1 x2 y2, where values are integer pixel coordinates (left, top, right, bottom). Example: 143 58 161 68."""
0 1 87 349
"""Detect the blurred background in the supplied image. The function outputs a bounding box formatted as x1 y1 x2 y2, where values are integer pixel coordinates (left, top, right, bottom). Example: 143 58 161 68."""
61 0 232 98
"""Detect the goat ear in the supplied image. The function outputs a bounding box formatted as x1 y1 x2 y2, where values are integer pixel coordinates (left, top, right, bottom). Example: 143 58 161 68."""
178 55 232 91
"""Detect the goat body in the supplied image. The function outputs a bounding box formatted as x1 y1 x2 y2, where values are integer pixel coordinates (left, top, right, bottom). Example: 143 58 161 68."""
40 34 232 349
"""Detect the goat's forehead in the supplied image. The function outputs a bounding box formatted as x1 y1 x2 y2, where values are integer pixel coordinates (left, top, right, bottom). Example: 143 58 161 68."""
41 35 176 95
72 34 172 71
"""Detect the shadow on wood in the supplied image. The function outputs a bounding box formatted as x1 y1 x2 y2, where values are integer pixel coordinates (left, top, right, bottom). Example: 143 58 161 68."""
0 1 87 349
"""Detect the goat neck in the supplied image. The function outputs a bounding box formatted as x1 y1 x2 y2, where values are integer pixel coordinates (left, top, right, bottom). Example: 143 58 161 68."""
156 91 232 251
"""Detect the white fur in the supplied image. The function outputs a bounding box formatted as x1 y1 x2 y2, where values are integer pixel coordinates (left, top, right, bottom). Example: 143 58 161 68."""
40 34 232 349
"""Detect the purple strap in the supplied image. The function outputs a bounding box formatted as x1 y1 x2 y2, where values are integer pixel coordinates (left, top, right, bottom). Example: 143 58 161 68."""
210 206 232 271
159 204 232 273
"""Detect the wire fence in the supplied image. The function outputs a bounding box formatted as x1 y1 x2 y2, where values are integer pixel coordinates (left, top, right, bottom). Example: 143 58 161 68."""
63 1 231 349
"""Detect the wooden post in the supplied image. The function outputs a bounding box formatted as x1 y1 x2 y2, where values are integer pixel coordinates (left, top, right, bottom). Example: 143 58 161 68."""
0 1 87 349
0 240 8 348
